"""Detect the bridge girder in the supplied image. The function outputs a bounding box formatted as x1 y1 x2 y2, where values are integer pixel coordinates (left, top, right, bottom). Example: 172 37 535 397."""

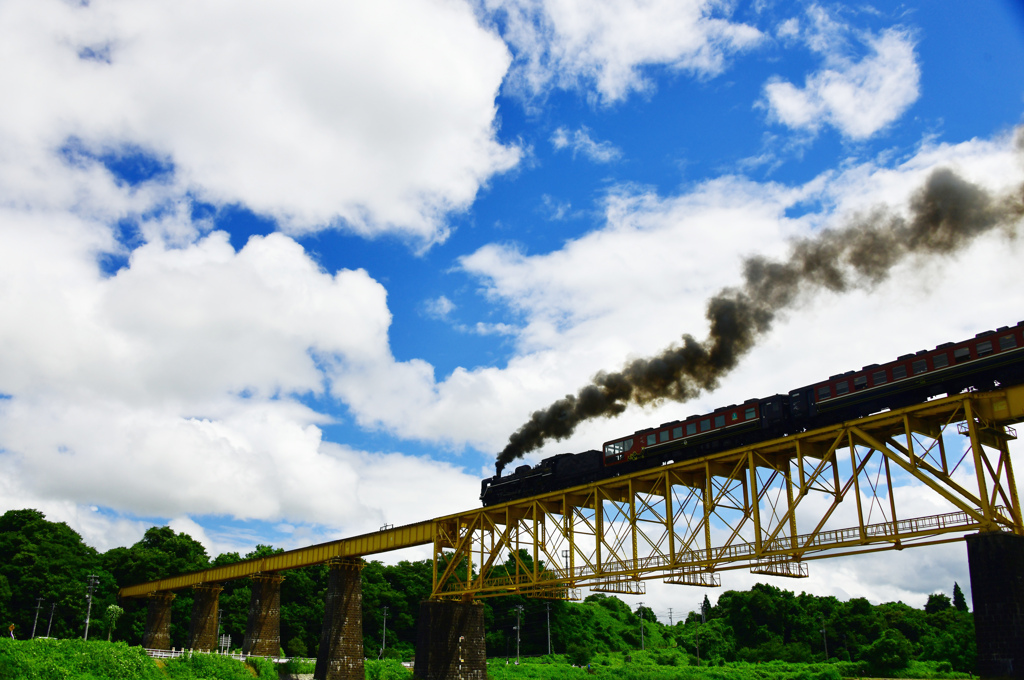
429 386 1024 600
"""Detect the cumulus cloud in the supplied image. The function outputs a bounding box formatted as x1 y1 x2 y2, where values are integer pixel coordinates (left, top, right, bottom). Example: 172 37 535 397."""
424 295 457 320
481 0 763 102
0 0 520 245
761 8 921 139
0 195 483 536
551 126 623 163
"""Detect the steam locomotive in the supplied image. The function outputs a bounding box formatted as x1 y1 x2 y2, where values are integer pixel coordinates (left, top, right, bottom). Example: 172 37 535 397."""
480 320 1024 506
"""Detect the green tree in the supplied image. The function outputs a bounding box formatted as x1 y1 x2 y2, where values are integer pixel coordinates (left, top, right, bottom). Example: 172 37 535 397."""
105 604 123 641
862 628 913 675
925 592 952 614
953 582 968 612
0 509 107 640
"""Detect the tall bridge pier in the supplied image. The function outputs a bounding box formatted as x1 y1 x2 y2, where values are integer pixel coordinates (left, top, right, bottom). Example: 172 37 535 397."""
188 583 222 651
315 558 365 680
414 600 486 680
968 532 1024 678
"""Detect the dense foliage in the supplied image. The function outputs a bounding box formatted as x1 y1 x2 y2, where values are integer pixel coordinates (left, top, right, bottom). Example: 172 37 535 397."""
0 509 977 675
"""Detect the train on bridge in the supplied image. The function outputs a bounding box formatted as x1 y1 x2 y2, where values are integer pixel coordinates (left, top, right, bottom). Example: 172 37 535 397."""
481 320 1024 506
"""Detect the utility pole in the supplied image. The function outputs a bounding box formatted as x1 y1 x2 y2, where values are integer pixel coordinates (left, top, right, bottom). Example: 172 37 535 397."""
31 597 43 638
545 602 552 655
83 574 99 641
695 600 703 665
668 608 673 626
513 604 524 664
381 606 389 657
820 614 829 660
637 601 645 651
46 602 55 637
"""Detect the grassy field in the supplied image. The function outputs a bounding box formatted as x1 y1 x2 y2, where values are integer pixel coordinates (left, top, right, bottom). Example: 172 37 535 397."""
0 638 971 680
486 652 971 680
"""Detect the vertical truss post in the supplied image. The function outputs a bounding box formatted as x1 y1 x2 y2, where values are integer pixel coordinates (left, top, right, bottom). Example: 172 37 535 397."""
703 464 713 565
748 451 762 554
785 459 799 551
849 433 867 542
965 400 996 530
629 479 638 575
665 473 676 562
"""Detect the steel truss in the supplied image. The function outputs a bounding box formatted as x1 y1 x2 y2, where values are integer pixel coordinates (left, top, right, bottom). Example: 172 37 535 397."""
430 386 1024 600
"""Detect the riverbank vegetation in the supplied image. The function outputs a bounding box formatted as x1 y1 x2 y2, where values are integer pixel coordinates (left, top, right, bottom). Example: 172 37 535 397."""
1 509 977 677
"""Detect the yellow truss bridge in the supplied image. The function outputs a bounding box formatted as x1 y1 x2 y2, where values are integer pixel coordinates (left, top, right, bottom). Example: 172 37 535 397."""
121 384 1024 601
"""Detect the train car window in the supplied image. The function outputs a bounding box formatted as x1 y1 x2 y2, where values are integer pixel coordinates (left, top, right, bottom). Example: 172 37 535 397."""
731 412 738 421
660 430 669 442
933 353 949 368
953 348 970 363
854 376 867 391
687 423 697 435
673 426 683 438
646 434 656 445
1000 335 1017 350
714 415 725 427
893 365 907 380
700 419 710 432
976 341 993 356
872 370 887 385
835 381 850 395
912 359 927 375
817 386 831 400
745 407 756 419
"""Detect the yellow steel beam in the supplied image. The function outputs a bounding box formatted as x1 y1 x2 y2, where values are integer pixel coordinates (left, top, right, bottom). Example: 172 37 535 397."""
119 519 435 598
430 385 1024 599
121 385 1024 602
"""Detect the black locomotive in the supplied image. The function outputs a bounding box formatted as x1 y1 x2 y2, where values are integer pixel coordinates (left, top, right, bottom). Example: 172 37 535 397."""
481 320 1024 506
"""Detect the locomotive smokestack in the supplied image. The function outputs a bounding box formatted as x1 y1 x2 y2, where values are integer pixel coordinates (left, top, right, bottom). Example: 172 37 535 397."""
496 130 1024 470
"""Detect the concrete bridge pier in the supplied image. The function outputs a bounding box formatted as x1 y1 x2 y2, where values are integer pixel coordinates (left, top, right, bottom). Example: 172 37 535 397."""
413 600 486 680
967 531 1024 679
188 583 223 651
142 592 176 650
243 572 285 656
314 558 365 680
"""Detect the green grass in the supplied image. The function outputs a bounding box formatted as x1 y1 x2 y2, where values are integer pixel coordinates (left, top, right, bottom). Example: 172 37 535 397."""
485 653 972 680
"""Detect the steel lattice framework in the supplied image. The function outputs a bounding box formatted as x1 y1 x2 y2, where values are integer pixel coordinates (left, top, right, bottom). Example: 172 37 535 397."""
429 385 1024 601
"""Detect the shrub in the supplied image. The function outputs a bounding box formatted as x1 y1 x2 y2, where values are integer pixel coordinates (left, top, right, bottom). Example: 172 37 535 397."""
164 651 257 680
366 658 412 680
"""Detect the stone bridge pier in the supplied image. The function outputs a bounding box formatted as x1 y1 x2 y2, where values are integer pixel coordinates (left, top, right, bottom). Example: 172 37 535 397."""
142 592 175 650
315 558 365 680
243 572 285 656
188 583 223 651
414 600 486 680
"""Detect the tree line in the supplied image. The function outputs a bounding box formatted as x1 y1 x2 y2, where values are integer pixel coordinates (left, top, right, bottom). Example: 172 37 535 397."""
0 509 975 673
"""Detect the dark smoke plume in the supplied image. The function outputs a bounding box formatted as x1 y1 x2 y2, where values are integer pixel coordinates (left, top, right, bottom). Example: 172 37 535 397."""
496 160 1024 474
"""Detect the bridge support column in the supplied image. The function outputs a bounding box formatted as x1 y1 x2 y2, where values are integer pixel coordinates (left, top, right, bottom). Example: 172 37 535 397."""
242 572 284 657
967 531 1024 679
188 583 222 651
314 558 364 680
413 600 485 680
142 592 175 650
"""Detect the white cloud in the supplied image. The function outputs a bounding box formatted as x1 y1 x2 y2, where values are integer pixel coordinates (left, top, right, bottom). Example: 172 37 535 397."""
0 0 521 245
374 126 1024 461
761 8 920 139
551 126 623 163
424 295 457 320
482 0 763 102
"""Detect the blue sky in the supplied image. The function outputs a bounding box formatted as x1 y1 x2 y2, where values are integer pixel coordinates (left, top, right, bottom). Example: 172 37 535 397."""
1 0 1023 615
